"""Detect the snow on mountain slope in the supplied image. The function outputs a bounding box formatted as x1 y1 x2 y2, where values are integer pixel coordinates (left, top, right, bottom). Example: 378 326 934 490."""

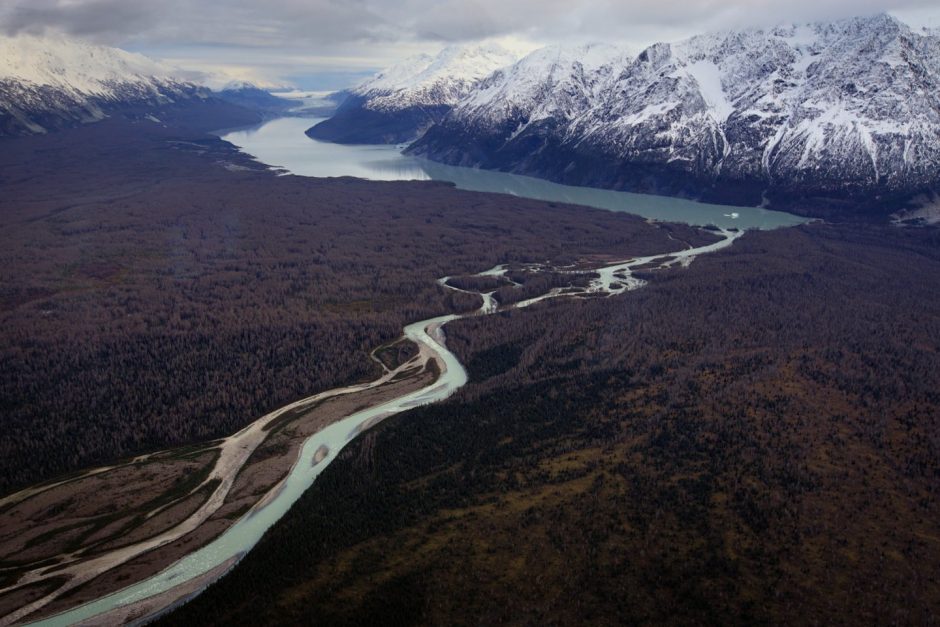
0 33 177 94
354 43 519 110
408 14 940 217
590 14 940 204
455 43 631 132
306 43 519 144
0 32 203 135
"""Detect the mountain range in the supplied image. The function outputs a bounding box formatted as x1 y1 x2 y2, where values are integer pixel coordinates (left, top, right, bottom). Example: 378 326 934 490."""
2 17 938 217
0 33 211 135
213 81 295 115
318 14 940 217
306 44 519 144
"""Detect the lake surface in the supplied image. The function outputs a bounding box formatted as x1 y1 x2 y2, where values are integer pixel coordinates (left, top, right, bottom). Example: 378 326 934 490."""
220 117 807 230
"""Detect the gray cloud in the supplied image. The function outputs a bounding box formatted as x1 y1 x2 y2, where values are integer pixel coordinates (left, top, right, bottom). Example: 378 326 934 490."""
394 0 940 43
2 0 938 86
5 0 939 45
0 0 159 40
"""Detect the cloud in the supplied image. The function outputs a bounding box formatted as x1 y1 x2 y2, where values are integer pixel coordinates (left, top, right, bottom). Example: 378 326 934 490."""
394 0 940 43
4 0 939 46
0 0 160 40
2 0 938 87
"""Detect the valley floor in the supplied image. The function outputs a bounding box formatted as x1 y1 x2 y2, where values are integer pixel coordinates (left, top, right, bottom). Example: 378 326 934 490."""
1 105 938 625
0 106 712 623
162 222 940 626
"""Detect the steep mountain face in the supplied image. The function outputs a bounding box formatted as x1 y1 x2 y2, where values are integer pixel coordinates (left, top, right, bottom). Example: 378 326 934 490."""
407 15 940 216
405 43 630 170
0 33 207 136
306 44 518 144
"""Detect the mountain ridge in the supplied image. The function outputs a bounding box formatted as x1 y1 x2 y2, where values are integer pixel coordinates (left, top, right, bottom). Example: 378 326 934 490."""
214 81 295 115
0 32 213 136
303 14 939 217
306 43 519 144
405 14 940 217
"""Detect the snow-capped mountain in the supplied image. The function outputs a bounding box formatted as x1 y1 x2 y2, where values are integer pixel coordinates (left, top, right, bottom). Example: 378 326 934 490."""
353 43 521 110
407 14 940 216
0 32 204 136
449 43 632 134
307 43 519 144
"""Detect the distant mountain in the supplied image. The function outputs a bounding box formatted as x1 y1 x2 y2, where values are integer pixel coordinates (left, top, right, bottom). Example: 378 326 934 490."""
283 90 348 117
306 44 519 144
0 33 213 136
407 14 940 216
405 43 632 164
214 81 295 115
457 43 632 128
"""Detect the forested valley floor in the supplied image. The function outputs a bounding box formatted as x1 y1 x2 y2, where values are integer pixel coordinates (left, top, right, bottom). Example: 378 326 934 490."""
162 222 940 626
0 107 702 493
3 104 939 625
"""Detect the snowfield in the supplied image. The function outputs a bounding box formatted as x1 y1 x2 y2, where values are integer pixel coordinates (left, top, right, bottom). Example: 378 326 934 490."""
352 43 519 112
0 33 201 135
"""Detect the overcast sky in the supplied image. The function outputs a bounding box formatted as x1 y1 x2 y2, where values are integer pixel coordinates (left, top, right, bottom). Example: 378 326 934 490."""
2 0 939 89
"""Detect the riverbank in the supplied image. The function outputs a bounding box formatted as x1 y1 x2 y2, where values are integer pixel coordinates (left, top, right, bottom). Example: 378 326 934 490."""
159 222 940 627
3 226 740 625
0 339 438 625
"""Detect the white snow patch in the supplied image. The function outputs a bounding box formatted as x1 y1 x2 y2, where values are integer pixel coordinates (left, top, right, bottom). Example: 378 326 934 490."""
355 43 518 110
620 102 679 126
0 32 182 97
678 60 734 122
